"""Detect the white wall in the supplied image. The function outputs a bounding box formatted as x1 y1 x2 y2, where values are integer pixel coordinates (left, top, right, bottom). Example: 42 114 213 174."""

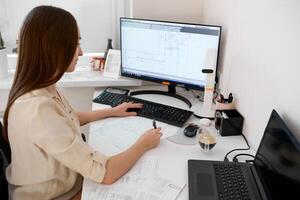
0 0 130 53
132 0 203 23
202 0 300 149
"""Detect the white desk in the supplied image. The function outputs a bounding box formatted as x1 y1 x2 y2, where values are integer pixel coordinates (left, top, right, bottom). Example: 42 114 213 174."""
82 86 254 200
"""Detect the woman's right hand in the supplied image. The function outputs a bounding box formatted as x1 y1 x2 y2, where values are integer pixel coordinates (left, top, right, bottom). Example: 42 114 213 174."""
102 127 162 184
136 128 162 151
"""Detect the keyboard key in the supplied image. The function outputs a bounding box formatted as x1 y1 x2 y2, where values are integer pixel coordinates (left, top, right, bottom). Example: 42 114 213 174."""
213 163 251 200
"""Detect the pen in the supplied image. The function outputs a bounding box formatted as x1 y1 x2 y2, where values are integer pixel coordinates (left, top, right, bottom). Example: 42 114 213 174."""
220 94 225 103
152 120 157 129
221 111 229 119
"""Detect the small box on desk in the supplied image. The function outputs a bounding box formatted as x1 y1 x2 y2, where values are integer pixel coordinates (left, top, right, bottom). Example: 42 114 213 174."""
215 109 244 136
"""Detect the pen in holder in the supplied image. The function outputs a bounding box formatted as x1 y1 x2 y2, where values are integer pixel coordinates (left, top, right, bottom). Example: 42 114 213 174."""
216 92 235 110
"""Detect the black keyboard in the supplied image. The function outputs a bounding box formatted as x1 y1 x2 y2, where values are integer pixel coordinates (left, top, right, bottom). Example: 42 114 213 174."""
93 91 125 106
214 163 251 200
93 91 193 127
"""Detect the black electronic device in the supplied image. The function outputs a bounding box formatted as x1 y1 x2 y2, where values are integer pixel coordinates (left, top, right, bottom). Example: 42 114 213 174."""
93 89 193 127
188 109 300 200
120 18 221 106
183 124 199 137
92 87 129 105
215 109 244 136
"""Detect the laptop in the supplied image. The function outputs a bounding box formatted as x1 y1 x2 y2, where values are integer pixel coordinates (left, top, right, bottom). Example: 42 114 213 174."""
188 109 300 200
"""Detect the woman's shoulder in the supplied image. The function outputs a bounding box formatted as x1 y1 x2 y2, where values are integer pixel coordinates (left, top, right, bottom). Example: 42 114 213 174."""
11 88 59 115
18 88 56 101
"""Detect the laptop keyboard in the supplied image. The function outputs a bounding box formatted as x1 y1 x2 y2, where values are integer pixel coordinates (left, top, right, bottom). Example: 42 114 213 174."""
214 163 251 200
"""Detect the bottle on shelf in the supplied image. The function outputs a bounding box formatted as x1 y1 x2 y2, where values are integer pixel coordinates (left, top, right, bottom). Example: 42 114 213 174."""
0 31 5 50
104 38 113 61
12 40 18 54
90 38 112 72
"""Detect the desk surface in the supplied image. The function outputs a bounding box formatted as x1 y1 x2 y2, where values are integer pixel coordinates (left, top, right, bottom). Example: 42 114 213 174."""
82 86 254 200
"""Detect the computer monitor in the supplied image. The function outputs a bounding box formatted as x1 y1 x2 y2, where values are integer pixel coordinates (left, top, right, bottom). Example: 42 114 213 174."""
120 18 221 106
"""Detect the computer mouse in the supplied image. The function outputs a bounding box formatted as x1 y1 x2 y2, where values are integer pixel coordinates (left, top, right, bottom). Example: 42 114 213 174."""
183 124 199 137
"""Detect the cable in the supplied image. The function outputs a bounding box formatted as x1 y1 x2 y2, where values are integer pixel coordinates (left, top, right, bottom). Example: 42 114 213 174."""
191 90 204 102
224 134 251 161
183 85 219 103
183 87 204 102
232 153 255 162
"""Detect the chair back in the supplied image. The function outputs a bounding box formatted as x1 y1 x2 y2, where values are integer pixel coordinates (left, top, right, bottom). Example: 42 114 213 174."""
0 121 10 200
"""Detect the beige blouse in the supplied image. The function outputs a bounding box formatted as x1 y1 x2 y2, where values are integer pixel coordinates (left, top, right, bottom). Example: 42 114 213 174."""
6 88 108 200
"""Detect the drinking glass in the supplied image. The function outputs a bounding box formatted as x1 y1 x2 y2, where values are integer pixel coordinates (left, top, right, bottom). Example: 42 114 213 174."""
197 127 218 152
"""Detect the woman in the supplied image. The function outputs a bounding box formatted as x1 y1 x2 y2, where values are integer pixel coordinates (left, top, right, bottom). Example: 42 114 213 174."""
2 6 162 200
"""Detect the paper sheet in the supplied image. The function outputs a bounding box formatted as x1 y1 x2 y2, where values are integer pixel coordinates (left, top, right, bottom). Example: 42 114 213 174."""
89 116 176 151
82 176 185 200
82 157 185 200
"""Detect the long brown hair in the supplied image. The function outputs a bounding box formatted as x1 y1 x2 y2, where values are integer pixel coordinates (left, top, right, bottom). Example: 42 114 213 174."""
2 6 78 141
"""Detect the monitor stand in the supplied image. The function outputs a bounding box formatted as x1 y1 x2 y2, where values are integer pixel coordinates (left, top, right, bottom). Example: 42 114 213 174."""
191 102 215 119
129 85 192 108
191 89 215 119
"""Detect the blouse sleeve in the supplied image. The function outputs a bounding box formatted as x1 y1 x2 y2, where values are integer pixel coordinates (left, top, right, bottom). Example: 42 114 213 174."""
31 98 108 183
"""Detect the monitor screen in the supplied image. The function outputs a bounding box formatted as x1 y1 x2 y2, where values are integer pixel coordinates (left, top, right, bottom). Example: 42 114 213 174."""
120 18 221 90
254 110 300 200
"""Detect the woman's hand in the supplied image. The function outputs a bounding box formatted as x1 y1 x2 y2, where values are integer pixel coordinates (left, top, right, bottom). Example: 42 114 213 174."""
102 127 162 184
135 128 162 151
111 102 143 117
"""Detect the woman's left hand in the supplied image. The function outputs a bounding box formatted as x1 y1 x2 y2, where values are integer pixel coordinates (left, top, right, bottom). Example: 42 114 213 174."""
111 102 143 117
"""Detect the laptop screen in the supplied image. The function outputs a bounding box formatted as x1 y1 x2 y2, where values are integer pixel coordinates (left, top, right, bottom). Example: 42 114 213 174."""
254 110 300 200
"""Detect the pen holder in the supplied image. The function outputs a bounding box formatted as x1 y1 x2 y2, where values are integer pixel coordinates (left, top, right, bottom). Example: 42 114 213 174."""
215 109 244 136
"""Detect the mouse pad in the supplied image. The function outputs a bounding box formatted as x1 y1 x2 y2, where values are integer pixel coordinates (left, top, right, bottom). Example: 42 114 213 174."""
167 126 198 145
